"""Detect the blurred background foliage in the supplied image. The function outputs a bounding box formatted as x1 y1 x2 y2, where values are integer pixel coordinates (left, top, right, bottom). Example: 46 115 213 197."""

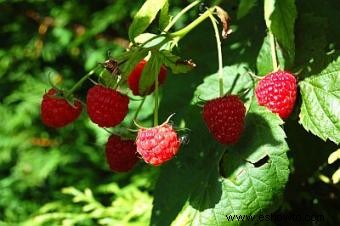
0 0 173 225
0 0 339 225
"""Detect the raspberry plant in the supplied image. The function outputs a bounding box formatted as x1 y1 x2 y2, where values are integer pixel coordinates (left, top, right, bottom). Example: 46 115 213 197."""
0 0 339 225
40 0 339 224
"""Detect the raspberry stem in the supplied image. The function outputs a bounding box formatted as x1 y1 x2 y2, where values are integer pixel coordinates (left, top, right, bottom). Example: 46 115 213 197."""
154 68 159 126
135 4 219 53
66 65 100 97
130 97 146 128
213 0 224 5
209 13 224 97
170 7 215 41
164 0 201 32
269 31 278 71
162 113 176 126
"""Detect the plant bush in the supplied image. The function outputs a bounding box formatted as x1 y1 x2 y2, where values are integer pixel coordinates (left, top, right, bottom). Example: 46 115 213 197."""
0 0 339 225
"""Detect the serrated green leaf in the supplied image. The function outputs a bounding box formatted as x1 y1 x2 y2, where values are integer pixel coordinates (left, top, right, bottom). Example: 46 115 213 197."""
264 0 296 66
128 0 167 41
135 33 168 49
134 33 157 44
139 51 162 95
299 57 340 144
160 50 194 74
119 47 148 80
181 102 289 226
237 0 257 19
159 1 170 30
193 64 253 103
257 34 286 75
152 99 289 226
99 70 118 88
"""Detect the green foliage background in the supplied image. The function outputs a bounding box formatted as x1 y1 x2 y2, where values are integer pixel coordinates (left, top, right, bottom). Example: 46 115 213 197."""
0 0 339 225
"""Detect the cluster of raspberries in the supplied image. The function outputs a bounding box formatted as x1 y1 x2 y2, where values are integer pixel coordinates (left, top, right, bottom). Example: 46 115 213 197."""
203 70 297 145
41 60 179 172
41 61 297 172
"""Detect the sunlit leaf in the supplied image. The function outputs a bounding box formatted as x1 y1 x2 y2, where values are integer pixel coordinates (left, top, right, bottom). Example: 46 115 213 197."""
257 34 287 75
264 0 296 66
299 57 340 144
152 100 290 226
129 0 168 41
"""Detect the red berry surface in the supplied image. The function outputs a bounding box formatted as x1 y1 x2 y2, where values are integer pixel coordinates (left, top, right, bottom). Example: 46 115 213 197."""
136 123 180 166
203 95 246 145
41 88 82 128
105 134 139 172
86 85 129 127
128 60 167 96
255 70 297 119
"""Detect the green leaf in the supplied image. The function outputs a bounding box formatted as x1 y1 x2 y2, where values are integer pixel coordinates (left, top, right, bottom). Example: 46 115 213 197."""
134 33 168 48
299 57 340 144
128 0 168 41
134 33 156 44
99 70 118 88
160 50 195 74
152 99 290 226
237 0 258 19
159 1 170 30
119 47 148 80
264 0 297 66
193 64 253 103
138 51 163 95
257 34 286 75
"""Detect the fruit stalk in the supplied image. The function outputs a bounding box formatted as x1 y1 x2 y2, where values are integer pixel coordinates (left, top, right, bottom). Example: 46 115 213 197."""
131 97 146 127
164 0 201 32
209 13 224 97
269 31 278 71
66 66 99 96
154 70 159 126
170 7 215 41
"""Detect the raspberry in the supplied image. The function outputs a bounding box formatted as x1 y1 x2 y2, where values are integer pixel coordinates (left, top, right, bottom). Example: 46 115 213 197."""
136 123 180 166
41 88 82 128
128 60 167 96
255 70 297 119
86 85 129 127
105 134 139 172
203 95 246 145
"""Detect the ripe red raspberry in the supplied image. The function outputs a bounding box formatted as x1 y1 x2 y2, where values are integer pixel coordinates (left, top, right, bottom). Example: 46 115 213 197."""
41 88 82 128
136 123 180 166
86 85 129 127
105 134 139 172
255 70 297 119
128 60 167 96
203 95 246 145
